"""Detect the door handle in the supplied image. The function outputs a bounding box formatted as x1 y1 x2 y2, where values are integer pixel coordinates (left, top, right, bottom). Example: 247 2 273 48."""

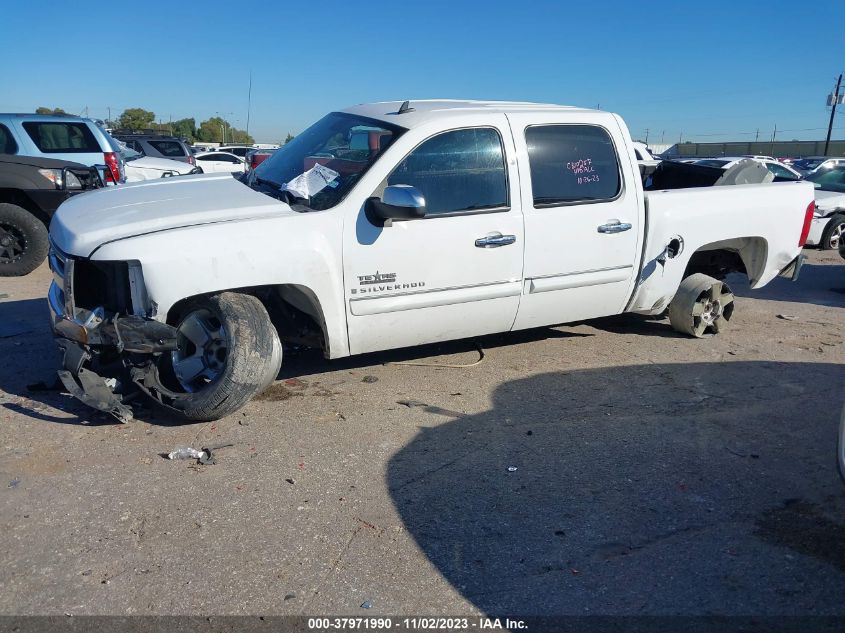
475 233 516 248
597 220 633 234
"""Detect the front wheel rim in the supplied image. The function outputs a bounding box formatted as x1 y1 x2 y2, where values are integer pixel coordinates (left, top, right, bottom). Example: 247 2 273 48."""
830 222 844 249
171 308 228 392
0 223 26 264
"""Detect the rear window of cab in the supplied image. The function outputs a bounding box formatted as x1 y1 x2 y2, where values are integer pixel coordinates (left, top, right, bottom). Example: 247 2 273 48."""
22 121 101 153
525 124 622 206
149 140 186 157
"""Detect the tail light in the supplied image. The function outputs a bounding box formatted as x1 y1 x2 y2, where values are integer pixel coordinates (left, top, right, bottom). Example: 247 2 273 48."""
187 154 196 166
250 156 259 170
798 200 815 247
103 151 121 183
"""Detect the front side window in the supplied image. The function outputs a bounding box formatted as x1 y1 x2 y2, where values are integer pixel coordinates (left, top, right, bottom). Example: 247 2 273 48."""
0 124 17 154
149 140 186 157
252 112 406 211
766 162 800 181
387 127 508 215
525 125 621 206
806 166 845 192
22 122 101 153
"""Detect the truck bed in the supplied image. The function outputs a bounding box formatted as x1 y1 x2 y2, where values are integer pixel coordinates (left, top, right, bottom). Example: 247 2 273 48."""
628 180 814 314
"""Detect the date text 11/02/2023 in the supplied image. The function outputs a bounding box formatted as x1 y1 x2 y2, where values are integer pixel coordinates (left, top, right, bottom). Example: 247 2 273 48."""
306 617 527 630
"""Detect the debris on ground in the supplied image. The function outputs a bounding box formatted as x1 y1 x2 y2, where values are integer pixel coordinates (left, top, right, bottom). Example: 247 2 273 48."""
360 601 372 609
254 384 300 401
167 447 216 464
284 593 296 601
397 399 428 408
8 478 20 488
361 375 379 383
285 478 295 485
168 447 205 460
777 314 799 321
507 466 518 472
396 399 462 418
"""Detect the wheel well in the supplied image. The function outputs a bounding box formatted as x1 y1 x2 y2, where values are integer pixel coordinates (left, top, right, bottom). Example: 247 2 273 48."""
683 249 746 280
683 237 768 284
166 284 330 357
0 189 50 226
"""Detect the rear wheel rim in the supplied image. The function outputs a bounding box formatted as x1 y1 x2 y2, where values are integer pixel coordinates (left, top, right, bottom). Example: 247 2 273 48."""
690 281 734 336
171 308 228 392
0 222 26 264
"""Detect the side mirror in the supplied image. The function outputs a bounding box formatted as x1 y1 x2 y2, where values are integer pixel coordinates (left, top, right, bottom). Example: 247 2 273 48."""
367 185 427 224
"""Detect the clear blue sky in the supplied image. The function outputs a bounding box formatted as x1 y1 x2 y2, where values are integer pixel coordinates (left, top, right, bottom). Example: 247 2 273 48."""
2 1 843 145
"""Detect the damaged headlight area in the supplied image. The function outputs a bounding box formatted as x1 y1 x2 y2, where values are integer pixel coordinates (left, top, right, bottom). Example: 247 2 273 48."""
48 248 180 422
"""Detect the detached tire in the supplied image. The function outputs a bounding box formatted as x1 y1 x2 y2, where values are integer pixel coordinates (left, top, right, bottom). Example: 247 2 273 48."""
820 214 845 250
669 273 734 338
166 292 283 421
0 203 49 277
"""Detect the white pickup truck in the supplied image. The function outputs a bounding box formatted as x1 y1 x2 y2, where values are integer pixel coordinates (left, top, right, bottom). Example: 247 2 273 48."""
47 100 814 422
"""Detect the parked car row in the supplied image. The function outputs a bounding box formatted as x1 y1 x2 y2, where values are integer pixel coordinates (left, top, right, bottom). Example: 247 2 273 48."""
640 150 845 250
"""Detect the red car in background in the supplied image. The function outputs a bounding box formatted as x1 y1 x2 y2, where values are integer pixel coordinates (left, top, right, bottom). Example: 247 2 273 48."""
247 148 276 170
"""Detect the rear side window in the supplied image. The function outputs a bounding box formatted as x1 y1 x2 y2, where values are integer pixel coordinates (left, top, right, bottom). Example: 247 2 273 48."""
525 125 621 206
22 122 101 153
148 140 186 157
0 124 17 154
387 127 508 215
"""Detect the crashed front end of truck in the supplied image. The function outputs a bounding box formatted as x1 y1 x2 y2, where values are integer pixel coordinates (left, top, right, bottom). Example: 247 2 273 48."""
47 242 183 422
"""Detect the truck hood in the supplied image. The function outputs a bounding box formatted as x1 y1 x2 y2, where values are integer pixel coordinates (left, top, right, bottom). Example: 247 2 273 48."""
814 188 845 213
50 173 291 257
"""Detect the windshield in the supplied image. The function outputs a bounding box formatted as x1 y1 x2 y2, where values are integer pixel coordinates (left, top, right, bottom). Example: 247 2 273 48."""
250 112 406 210
116 140 143 161
805 166 845 192
795 158 824 170
104 132 143 161
695 159 729 168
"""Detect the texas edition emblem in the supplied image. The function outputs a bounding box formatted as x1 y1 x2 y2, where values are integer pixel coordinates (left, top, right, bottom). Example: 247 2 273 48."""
351 271 425 295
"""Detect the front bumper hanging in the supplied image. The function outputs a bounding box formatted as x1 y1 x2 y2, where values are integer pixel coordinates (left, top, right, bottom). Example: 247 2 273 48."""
51 304 179 422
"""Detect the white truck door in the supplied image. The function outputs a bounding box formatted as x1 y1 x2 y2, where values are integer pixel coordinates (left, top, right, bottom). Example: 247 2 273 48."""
343 119 524 355
507 113 644 330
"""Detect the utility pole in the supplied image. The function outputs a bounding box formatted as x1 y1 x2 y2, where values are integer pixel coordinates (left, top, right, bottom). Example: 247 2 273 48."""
169 114 173 137
660 130 665 144
246 70 252 139
644 128 650 144
755 128 759 142
107 106 111 125
825 73 842 156
770 124 777 156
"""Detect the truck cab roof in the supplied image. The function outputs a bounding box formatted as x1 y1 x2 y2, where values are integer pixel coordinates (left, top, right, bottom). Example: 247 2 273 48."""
340 100 600 129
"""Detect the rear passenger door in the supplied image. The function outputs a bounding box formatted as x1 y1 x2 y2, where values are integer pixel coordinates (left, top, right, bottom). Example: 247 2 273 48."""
508 114 643 330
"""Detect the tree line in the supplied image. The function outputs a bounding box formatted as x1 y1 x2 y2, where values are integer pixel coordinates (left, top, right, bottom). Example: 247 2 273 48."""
35 106 291 145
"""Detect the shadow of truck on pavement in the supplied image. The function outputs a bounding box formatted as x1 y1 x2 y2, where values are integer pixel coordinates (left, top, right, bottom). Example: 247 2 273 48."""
388 361 845 617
